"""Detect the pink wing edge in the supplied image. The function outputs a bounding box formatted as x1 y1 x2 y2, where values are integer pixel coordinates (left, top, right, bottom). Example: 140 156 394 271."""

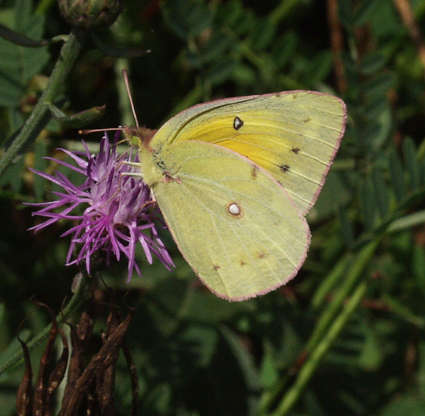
297 93 348 216
155 140 312 302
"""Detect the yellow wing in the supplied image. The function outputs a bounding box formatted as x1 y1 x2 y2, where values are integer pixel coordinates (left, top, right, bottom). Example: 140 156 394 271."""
149 140 310 301
150 91 346 215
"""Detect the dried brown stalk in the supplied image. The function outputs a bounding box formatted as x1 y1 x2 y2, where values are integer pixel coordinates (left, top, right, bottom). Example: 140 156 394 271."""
327 0 347 92
16 291 137 416
394 0 425 72
16 337 33 416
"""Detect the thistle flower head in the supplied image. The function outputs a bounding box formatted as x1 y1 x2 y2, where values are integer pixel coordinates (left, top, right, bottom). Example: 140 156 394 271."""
27 133 174 279
58 0 122 29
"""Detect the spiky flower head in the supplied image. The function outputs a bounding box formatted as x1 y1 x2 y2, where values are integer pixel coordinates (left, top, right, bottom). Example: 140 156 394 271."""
27 133 174 279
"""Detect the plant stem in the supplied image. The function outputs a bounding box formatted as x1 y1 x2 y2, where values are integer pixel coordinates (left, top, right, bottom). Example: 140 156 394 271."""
0 30 84 177
311 253 351 309
260 237 381 415
0 274 90 375
306 238 380 353
259 255 352 413
272 280 368 416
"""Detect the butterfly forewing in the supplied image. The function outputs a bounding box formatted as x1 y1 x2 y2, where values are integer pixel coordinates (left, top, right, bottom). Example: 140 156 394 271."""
151 91 346 215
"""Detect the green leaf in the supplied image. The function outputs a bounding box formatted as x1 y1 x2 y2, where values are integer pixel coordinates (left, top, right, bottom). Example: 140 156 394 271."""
357 326 383 370
6 107 24 138
304 391 326 416
231 63 256 85
273 31 297 68
33 139 48 200
389 148 405 201
161 0 213 40
421 160 425 185
0 156 25 191
403 137 420 190
379 396 425 416
181 326 218 367
339 206 354 247
312 255 351 309
0 329 31 375
0 0 49 107
372 167 390 219
382 294 425 328
413 245 425 295
418 341 425 395
388 210 425 232
306 51 332 85
353 0 381 26
205 59 236 86
144 383 172 415
359 178 376 229
313 171 352 219
186 33 233 68
338 0 355 30
259 343 279 388
363 96 389 120
359 52 387 75
369 0 400 37
361 102 392 150
251 17 276 51
48 104 106 128
363 72 395 99
220 326 260 393
181 284 252 324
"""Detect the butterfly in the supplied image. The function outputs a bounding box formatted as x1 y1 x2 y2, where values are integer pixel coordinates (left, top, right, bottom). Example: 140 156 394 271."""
132 89 346 301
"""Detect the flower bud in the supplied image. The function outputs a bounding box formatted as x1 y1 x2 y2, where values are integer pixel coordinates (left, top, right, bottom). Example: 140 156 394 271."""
58 0 122 29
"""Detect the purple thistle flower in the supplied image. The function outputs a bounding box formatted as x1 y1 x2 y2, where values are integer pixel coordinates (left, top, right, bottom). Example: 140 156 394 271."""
26 133 174 279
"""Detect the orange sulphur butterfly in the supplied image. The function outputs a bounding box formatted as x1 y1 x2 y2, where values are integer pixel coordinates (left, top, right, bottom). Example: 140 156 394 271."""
134 90 346 301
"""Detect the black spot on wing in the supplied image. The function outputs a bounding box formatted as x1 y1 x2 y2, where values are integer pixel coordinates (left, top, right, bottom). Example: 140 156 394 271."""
291 147 300 154
233 116 244 130
280 164 290 173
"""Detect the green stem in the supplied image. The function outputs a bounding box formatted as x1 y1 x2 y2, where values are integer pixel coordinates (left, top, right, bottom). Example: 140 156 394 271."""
0 30 84 177
311 254 352 309
306 238 380 353
272 280 368 416
0 274 90 375
269 0 301 25
259 237 381 415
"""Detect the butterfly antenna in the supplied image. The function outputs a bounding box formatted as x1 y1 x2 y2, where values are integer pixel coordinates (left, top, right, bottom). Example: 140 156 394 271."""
79 127 124 135
122 69 140 129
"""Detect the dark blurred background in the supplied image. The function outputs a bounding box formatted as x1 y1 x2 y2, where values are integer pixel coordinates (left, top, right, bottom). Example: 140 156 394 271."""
1 0 425 415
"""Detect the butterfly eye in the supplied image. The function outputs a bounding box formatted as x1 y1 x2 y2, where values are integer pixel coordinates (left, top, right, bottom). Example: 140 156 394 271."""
227 202 242 217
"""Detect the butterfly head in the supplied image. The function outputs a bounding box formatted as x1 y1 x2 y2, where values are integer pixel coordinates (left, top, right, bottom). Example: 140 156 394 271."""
122 126 156 150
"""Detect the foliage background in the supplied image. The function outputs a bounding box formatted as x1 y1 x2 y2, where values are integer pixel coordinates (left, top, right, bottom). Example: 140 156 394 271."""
1 0 425 414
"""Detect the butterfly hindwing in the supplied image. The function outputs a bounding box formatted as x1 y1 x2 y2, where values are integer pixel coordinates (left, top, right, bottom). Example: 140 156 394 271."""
150 140 310 301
